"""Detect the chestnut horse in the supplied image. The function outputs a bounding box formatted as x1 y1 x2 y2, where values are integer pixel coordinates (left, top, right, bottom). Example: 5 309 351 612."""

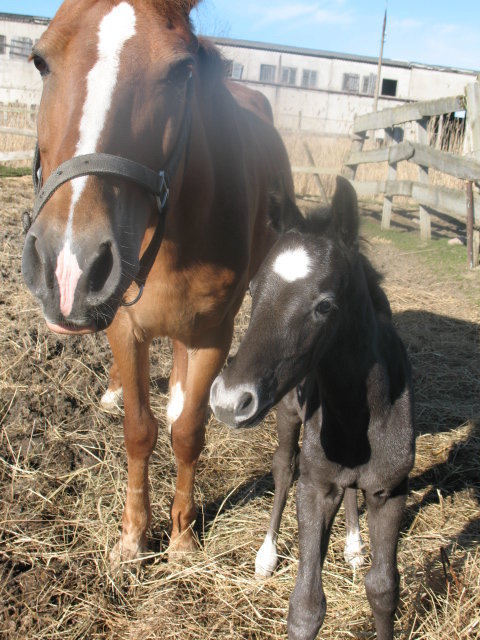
22 0 293 565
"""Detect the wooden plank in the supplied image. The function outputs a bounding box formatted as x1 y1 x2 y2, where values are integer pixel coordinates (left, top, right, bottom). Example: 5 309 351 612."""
464 82 480 161
0 126 37 138
381 126 403 230
411 182 480 222
346 141 414 166
302 140 329 205
0 150 35 162
342 132 366 181
353 94 464 134
291 166 338 176
412 142 480 180
351 180 385 197
417 118 431 240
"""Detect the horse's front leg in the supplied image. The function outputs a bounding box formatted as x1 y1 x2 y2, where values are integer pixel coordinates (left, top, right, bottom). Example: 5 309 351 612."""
107 320 157 568
288 475 343 640
168 320 234 556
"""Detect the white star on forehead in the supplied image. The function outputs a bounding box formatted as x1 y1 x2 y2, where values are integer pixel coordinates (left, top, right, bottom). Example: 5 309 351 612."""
273 247 311 282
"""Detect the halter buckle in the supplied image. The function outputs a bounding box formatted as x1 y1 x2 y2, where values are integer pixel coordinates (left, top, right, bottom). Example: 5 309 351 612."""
156 171 169 212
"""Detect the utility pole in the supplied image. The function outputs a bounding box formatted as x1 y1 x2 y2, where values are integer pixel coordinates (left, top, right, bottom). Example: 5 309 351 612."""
373 8 387 112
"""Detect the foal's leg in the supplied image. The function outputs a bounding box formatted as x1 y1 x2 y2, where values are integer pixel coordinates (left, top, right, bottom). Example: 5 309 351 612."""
101 358 124 410
364 481 408 640
168 321 234 556
288 478 343 640
256 393 301 578
343 488 366 568
107 322 157 568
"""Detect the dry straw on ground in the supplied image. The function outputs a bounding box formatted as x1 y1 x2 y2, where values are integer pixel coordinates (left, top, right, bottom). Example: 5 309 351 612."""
1 166 479 640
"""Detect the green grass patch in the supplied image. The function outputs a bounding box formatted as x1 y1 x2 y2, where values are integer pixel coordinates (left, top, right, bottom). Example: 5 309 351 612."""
0 165 31 178
360 216 480 306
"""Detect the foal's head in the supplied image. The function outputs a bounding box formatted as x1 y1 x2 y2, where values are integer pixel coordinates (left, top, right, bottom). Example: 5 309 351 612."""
22 0 200 333
210 176 375 427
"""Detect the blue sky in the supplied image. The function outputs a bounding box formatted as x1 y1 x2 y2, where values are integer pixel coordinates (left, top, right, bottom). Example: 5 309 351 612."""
2 0 480 71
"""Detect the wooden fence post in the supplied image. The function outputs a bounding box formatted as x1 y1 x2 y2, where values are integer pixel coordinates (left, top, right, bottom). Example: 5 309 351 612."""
381 126 403 230
342 130 366 182
465 81 480 266
417 116 431 240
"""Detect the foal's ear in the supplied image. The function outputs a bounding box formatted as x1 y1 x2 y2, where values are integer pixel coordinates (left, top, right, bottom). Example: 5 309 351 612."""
268 186 305 235
330 176 359 246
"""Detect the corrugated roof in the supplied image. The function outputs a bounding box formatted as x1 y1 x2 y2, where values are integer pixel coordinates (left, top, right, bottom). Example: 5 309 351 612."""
208 36 479 76
0 12 50 26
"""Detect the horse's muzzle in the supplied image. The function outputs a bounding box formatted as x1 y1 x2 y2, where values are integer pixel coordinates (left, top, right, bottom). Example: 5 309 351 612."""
22 225 124 333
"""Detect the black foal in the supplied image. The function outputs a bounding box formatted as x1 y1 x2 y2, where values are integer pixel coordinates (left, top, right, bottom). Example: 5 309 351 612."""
210 176 415 640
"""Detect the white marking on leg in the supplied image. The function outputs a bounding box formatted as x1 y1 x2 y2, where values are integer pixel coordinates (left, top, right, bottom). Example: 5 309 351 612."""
55 242 83 317
255 532 278 578
62 3 137 249
273 247 311 282
101 387 124 410
167 382 185 432
344 528 366 568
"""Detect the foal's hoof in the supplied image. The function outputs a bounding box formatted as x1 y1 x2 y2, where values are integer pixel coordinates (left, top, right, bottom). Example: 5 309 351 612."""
343 533 367 569
100 387 124 412
109 536 147 574
255 537 278 578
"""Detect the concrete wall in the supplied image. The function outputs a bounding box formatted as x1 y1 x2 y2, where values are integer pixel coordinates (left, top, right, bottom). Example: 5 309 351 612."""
0 15 46 105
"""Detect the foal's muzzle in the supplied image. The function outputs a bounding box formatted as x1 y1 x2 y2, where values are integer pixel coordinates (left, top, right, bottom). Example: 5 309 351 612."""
210 376 273 428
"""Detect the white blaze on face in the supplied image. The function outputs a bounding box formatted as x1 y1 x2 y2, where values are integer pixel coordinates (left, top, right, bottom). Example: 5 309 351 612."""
273 247 311 282
56 2 136 316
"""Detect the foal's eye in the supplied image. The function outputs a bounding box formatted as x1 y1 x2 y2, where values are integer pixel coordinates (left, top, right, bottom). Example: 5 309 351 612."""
32 55 49 76
314 299 332 317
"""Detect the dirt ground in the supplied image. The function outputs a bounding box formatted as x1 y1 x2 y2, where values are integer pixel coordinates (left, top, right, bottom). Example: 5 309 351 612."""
1 176 479 639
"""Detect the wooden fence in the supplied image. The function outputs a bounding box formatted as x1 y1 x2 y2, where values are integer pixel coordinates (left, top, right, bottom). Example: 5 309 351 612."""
0 105 37 163
343 82 480 267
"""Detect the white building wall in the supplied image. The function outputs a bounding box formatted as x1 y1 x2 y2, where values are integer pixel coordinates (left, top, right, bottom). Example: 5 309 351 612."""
0 15 47 105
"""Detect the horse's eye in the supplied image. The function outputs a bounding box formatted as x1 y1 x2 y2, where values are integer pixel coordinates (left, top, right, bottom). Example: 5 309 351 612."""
314 299 332 317
168 58 194 84
33 55 49 76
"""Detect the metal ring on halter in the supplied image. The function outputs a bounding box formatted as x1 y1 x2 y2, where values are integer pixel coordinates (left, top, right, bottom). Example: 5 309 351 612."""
121 284 145 307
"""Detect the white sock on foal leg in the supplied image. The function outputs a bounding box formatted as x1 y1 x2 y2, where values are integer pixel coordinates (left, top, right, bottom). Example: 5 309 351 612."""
255 532 278 578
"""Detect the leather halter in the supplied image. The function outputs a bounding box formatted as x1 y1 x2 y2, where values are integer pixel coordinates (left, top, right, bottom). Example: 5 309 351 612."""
25 76 193 307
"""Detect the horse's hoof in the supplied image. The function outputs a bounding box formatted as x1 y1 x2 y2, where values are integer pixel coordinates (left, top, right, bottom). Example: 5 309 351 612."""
109 536 147 574
100 387 124 412
255 536 278 578
167 531 198 561
344 533 367 569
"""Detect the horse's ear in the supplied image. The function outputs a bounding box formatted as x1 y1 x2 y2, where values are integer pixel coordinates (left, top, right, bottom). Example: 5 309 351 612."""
268 187 305 235
177 0 202 15
330 176 359 246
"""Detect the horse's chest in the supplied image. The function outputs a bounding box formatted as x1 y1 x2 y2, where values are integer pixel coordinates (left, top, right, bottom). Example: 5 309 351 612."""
136 264 240 342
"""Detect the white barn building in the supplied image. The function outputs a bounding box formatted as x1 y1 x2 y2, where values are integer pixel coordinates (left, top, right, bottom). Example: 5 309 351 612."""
0 11 478 135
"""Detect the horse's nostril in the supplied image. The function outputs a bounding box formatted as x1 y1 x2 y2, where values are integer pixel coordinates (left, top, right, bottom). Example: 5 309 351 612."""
88 242 114 293
235 391 258 421
22 232 46 294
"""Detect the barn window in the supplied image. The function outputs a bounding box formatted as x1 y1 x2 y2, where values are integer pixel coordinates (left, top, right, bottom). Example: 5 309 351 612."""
260 64 276 83
361 74 377 96
302 69 317 88
342 73 360 93
281 67 297 85
225 60 244 80
10 36 33 59
381 78 397 97
0 35 6 55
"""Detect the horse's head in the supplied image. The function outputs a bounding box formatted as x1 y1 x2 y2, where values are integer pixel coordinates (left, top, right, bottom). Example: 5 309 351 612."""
22 0 199 334
210 176 363 428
